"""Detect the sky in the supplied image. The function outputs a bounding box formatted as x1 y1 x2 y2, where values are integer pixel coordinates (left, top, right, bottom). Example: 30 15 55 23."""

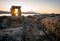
0 0 60 13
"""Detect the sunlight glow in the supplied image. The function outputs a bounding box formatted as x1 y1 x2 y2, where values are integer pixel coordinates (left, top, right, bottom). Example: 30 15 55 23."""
14 9 18 14
14 9 18 16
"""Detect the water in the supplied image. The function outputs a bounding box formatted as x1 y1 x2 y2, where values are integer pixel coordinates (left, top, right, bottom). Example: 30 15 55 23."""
0 14 36 16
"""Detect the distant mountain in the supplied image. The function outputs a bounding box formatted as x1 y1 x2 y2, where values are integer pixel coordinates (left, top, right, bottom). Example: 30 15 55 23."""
22 11 40 14
0 11 11 14
0 11 40 14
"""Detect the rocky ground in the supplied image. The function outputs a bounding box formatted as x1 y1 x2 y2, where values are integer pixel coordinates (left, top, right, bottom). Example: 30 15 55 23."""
0 14 60 41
